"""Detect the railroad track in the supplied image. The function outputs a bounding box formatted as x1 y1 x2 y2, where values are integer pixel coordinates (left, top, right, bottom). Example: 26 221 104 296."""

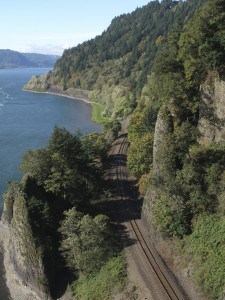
113 134 188 300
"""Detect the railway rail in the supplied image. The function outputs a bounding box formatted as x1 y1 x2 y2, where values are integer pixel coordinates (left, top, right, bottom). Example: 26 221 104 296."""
113 134 188 300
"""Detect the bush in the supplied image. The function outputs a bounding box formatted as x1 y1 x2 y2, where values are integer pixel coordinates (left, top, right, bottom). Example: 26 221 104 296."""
152 193 190 238
127 132 154 178
186 214 225 299
72 255 127 300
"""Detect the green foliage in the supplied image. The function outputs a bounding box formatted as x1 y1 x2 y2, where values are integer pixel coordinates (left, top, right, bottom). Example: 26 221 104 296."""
218 171 225 213
186 215 225 298
20 148 52 186
179 0 225 84
25 187 53 241
128 106 157 143
127 100 158 178
72 255 127 300
152 140 225 237
104 119 122 139
21 127 102 204
127 132 154 179
152 193 190 238
91 103 110 124
81 132 110 162
59 208 113 276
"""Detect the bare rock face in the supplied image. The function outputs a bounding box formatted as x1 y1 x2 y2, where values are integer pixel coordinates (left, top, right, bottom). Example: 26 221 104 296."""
23 72 51 92
198 71 225 144
1 181 50 300
153 105 173 177
142 105 173 240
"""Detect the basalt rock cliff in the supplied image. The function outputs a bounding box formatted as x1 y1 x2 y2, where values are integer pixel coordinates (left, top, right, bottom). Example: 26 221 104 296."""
1 178 51 300
198 71 225 144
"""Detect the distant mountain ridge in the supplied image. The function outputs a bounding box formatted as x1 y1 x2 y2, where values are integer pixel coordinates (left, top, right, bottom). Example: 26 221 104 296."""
0 49 60 68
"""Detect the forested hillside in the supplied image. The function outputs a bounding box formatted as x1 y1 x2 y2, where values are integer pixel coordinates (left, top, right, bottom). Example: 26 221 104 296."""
50 0 205 118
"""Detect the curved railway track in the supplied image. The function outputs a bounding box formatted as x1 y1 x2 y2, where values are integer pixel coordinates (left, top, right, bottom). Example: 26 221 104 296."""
113 134 188 300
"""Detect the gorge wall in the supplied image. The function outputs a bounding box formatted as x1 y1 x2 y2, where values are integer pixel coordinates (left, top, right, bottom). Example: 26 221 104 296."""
198 71 225 144
23 72 89 102
0 179 51 300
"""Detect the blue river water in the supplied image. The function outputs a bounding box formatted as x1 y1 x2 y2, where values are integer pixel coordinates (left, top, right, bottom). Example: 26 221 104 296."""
0 68 101 213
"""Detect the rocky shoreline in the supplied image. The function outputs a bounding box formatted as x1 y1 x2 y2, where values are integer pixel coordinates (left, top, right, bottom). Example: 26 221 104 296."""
23 77 92 105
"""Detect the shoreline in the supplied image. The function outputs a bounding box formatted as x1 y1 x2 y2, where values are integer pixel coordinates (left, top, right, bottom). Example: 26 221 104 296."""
23 89 93 104
22 86 94 105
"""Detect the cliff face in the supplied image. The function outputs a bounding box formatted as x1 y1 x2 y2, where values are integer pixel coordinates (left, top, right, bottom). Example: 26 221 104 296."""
1 180 50 300
24 72 90 102
23 72 51 92
198 71 225 144
142 105 174 240
153 105 174 177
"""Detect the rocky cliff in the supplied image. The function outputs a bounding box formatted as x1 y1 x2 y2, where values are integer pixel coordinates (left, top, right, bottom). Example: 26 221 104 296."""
198 71 225 144
142 104 174 241
23 72 52 92
24 71 90 102
0 179 51 300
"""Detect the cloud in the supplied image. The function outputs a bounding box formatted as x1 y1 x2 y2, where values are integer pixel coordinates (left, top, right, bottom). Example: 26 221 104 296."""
12 31 100 55
16 44 68 55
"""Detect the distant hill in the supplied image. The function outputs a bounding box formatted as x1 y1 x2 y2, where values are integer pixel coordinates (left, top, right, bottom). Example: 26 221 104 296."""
0 49 60 68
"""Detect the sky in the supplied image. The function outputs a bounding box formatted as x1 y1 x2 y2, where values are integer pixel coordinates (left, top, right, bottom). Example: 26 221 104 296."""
0 0 151 56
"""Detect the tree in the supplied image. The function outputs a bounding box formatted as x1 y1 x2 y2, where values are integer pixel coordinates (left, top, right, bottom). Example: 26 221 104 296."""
127 132 154 178
20 148 52 186
59 208 112 276
21 127 102 204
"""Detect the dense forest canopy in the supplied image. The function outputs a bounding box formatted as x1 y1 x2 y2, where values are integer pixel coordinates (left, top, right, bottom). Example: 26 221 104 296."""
49 0 205 118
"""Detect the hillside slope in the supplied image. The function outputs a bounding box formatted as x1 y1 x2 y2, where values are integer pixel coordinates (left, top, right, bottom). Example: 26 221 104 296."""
0 49 60 68
27 0 205 118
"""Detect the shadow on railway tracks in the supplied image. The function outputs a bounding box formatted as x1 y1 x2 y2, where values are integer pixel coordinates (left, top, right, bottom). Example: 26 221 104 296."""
103 146 144 247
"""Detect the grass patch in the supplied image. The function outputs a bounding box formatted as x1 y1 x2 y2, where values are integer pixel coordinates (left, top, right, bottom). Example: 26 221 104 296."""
91 103 110 125
71 254 127 300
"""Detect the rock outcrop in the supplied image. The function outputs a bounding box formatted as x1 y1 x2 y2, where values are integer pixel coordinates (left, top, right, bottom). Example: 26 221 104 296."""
0 179 51 300
198 71 225 144
142 105 174 240
24 72 90 102
153 105 174 177
23 72 52 92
